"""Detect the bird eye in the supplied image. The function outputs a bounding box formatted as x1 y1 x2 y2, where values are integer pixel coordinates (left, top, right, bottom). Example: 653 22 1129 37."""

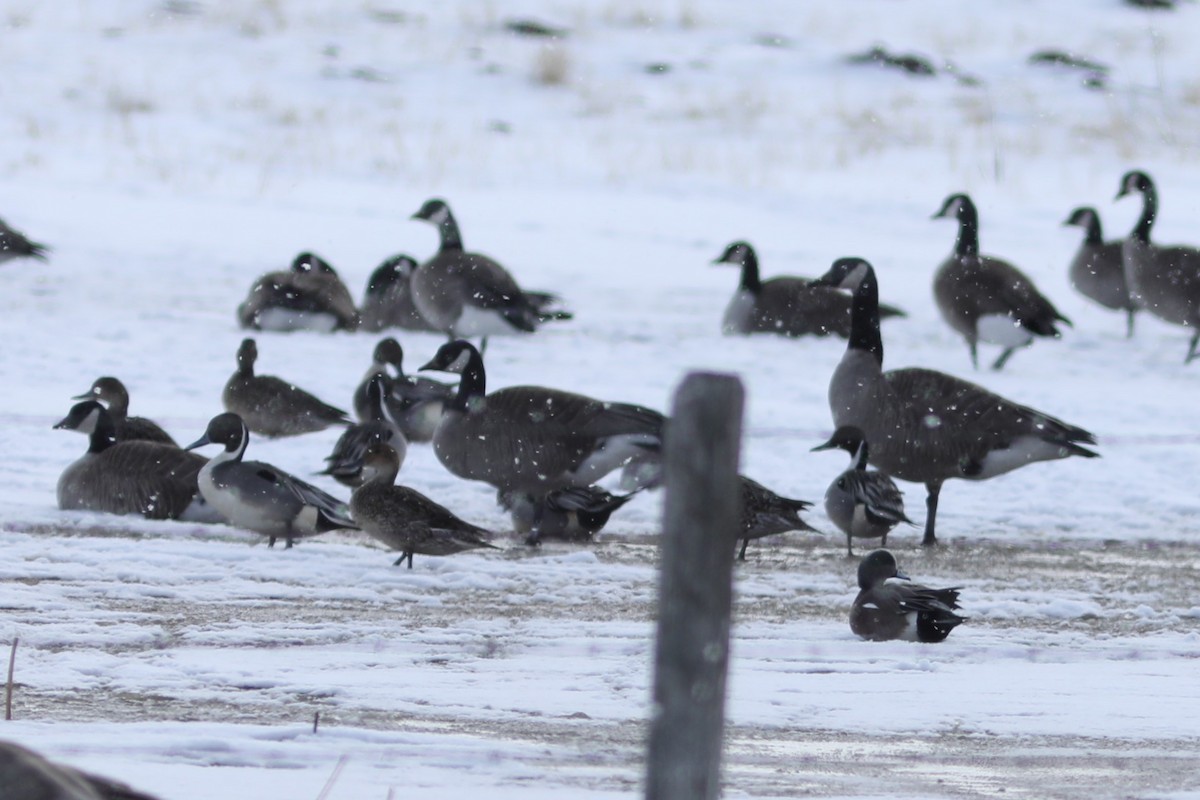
836 478 846 489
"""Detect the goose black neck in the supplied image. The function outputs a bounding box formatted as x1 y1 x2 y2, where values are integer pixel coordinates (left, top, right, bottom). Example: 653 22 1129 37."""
88 410 118 454
1132 184 1157 243
1081 215 1103 246
447 350 487 412
848 266 884 367
739 249 762 293
953 202 980 258
437 209 464 252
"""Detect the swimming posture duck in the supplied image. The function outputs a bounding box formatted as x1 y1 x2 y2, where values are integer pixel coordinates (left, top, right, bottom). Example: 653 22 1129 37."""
499 485 641 541
223 338 351 438
736 475 816 561
0 216 49 264
420 340 665 543
714 241 905 338
321 375 407 488
850 549 965 642
1064 206 1136 337
352 338 455 443
73 376 176 445
409 198 572 341
933 194 1070 370
186 412 357 547
359 254 437 333
350 440 496 567
237 251 359 332
813 257 1098 546
54 401 212 521
1115 170 1200 362
813 425 912 556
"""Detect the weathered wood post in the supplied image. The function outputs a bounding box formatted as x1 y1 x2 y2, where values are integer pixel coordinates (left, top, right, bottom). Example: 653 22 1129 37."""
645 372 743 800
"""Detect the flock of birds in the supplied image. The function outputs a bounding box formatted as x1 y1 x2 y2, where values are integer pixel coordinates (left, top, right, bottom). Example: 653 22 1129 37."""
9 168 1196 643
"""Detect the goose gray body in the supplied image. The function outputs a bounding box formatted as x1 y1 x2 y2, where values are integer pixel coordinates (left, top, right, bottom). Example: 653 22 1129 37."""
352 338 455 443
499 485 639 541
0 740 161 800
813 426 912 556
350 441 496 567
736 475 816 560
933 194 1070 370
1064 207 1135 336
322 374 407 488
360 254 437 332
238 252 359 332
814 257 1098 546
1116 170 1200 361
73 376 176 445
223 338 351 438
850 549 965 642
0 216 49 264
187 412 357 547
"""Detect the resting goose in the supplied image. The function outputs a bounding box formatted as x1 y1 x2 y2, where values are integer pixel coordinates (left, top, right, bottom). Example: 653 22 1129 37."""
1064 207 1136 337
933 194 1070 370
1115 170 1200 362
187 412 357 547
0 216 49 264
359 254 437 333
714 241 905 338
812 425 912 556
352 338 455 443
850 549 965 642
237 251 359 332
499 485 640 541
736 476 816 561
321 375 407 488
813 257 1098 546
73 376 176 445
223 338 351 438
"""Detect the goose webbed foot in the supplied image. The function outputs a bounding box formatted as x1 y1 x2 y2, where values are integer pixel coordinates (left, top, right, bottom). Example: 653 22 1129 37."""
968 341 979 369
1125 309 1136 339
268 535 277 548
845 536 855 558
737 538 749 562
922 481 942 547
991 346 1018 371
523 532 542 548
1185 331 1200 364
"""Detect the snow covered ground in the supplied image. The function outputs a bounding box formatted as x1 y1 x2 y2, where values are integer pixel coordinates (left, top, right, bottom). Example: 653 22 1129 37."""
2 1 1200 797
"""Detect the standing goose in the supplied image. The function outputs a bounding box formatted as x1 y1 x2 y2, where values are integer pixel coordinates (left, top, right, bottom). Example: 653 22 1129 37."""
1064 207 1136 337
850 549 965 642
812 425 912 556
321 375 407 488
714 241 905 338
1115 170 1200 362
73 376 177 445
223 338 351 438
933 194 1071 370
812 257 1099 547
352 338 455 443
359 254 437 333
186 412 357 547
350 440 497 568
409 198 572 342
419 340 665 543
237 251 359 332
499 485 641 541
736 476 817 561
0 216 49 264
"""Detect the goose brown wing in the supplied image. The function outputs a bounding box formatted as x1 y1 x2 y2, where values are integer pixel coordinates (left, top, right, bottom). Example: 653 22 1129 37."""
97 443 206 519
976 257 1070 331
485 387 664 439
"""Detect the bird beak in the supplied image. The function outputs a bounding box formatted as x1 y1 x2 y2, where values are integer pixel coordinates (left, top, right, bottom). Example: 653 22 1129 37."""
810 438 836 452
71 391 93 401
52 417 70 430
894 569 911 581
417 359 437 372
184 434 211 451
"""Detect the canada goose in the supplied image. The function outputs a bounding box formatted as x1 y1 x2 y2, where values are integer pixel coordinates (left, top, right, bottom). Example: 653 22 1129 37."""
53 401 211 521
0 216 49 264
713 241 905 338
850 549 965 642
736 475 816 561
350 440 497 567
498 485 640 541
419 340 664 542
812 425 912 556
359 254 437 333
409 198 572 341
1115 170 1200 362
1064 206 1136 337
237 251 359 332
186 412 357 547
0 740 162 800
321 375 407 488
223 338 351 438
73 376 176 445
352 338 455 443
933 194 1070 370
812 257 1098 546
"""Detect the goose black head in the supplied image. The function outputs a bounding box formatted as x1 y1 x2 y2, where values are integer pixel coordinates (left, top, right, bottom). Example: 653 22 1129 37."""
712 241 755 266
1063 207 1098 228
292 252 338 276
235 338 258 370
932 193 974 221
812 257 873 291
811 425 868 455
1116 170 1153 199
74 376 128 405
419 339 479 375
373 337 405 369
411 198 452 225
857 548 908 590
53 400 107 435
365 254 418 296
186 412 249 453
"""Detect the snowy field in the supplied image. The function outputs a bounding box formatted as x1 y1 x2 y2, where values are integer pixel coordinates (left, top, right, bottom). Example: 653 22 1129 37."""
3 1 1200 797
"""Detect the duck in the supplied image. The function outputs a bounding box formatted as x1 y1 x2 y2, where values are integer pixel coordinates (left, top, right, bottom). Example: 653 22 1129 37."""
359 254 437 333
812 256 1099 547
352 338 455 443
0 216 49 264
713 241 905 338
223 338 351 438
812 425 912 556
498 485 640 541
933 194 1071 370
350 440 497 567
1115 170 1200 362
53 401 213 521
237 251 359 332
850 549 965 642
409 198 572 342
321 374 407 488
186 412 357 547
419 340 665 543
1064 206 1136 337
73 376 176 445
736 476 817 561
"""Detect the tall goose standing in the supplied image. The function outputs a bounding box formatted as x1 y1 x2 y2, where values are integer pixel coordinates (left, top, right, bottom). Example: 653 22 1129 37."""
1064 206 1136 337
812 257 1098 546
933 194 1070 370
1115 170 1200 362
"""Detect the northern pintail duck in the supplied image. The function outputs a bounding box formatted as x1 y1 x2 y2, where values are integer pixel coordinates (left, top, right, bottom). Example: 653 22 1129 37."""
850 549 965 642
73 376 176 445
186 412 357 547
933 194 1070 370
499 485 640 541
813 425 912 556
1064 206 1135 337
813 257 1098 546
1116 170 1200 362
359 254 437 333
352 338 455 443
736 475 816 560
321 375 407 488
223 338 351 438
350 440 497 567
237 251 359 332
714 241 905 338
0 216 49 264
